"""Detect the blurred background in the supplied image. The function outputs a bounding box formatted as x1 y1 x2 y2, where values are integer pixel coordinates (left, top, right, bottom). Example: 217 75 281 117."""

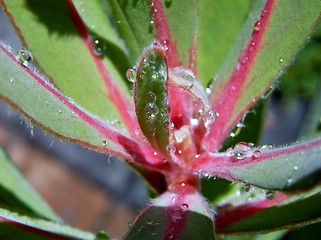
1 5 321 240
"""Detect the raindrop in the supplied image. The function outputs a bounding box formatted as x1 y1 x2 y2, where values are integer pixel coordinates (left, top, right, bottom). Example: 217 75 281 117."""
253 21 261 32
180 203 189 211
102 140 107 146
165 0 173 8
279 58 284 63
205 87 212 95
226 148 234 157
204 109 217 127
253 149 261 159
92 37 106 56
147 91 157 103
58 109 62 114
242 184 252 192
45 100 49 106
18 48 33 67
260 144 274 150
234 142 252 159
145 102 159 118
126 68 136 83
9 78 14 83
294 166 298 171
265 190 275 200
164 118 174 130
149 19 155 33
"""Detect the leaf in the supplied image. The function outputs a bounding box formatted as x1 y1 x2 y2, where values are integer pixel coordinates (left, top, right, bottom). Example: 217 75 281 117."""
205 0 321 150
123 184 215 240
0 207 96 240
109 0 154 64
134 47 170 154
0 146 59 221
216 185 321 233
197 0 251 86
2 0 135 131
193 137 321 191
0 44 165 171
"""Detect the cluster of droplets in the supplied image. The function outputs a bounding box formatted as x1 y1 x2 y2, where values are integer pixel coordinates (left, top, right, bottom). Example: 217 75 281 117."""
145 91 159 119
92 37 106 56
240 184 276 201
226 142 273 160
17 48 33 67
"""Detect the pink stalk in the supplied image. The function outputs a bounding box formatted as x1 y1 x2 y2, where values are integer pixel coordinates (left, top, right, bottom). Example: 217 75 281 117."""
67 0 140 138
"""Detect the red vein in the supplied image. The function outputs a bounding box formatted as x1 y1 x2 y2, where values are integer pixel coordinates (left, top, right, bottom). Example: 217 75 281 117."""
67 0 140 138
205 0 276 151
216 192 287 231
150 0 192 129
0 216 78 240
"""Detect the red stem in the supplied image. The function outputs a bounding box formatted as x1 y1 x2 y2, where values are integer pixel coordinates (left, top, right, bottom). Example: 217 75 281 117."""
67 0 140 138
205 0 276 151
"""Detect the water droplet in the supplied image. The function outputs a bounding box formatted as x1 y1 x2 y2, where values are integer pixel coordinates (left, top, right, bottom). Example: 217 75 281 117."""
58 109 62 114
145 103 159 118
230 122 244 138
265 190 275 200
226 148 234 157
241 56 249 64
102 140 107 146
9 78 14 83
172 197 177 203
260 144 274 150
190 118 199 126
242 184 252 192
205 87 212 95
253 149 261 159
147 219 153 225
164 118 174 130
204 109 217 127
149 19 155 33
234 142 251 159
254 21 261 32
165 0 173 8
45 101 49 106
126 68 136 83
294 166 298 171
147 91 157 103
18 48 33 67
92 37 106 56
261 9 267 18
195 154 200 159
180 203 189 211
279 58 284 63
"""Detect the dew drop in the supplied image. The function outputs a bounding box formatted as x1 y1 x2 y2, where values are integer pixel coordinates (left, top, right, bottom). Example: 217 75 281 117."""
9 77 14 83
226 148 234 157
92 37 106 56
294 166 298 171
147 219 153 226
58 109 62 114
180 203 189 211
145 103 159 118
164 118 174 130
265 190 275 200
45 100 49 106
205 87 212 95
253 149 261 159
234 142 251 159
126 68 137 83
279 58 284 63
204 109 217 127
102 140 107 146
254 21 261 32
165 0 173 8
242 184 252 192
18 48 33 67
260 144 274 150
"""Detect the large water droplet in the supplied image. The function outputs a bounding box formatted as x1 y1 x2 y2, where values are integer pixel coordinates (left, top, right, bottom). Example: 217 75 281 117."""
234 142 251 159
164 118 174 130
145 103 159 118
93 37 106 56
126 68 136 83
18 48 33 67
253 149 261 159
265 190 275 200
180 203 189 211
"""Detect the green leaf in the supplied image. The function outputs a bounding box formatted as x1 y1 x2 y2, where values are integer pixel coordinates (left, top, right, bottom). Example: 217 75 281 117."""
206 0 321 150
124 185 215 240
217 185 321 233
0 207 96 239
134 48 170 154
0 146 59 221
0 44 131 159
109 0 154 64
2 0 130 122
162 0 196 67
197 0 251 86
